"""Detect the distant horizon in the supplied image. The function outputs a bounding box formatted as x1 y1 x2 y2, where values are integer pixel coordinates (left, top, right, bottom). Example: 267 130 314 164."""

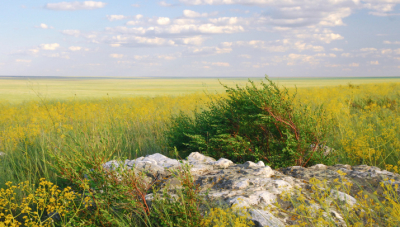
1 75 400 80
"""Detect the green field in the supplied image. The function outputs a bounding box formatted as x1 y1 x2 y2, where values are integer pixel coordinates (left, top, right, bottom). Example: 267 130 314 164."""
1 76 400 103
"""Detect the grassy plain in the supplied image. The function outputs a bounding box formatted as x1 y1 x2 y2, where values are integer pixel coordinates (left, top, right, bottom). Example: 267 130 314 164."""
1 76 400 103
1 76 400 226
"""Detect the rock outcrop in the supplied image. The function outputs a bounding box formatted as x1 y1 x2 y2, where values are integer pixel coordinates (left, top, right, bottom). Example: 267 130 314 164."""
103 152 400 226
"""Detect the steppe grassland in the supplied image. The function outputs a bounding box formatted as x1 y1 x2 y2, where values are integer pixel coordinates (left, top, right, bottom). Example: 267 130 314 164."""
1 77 400 226
1 76 399 103
0 77 399 186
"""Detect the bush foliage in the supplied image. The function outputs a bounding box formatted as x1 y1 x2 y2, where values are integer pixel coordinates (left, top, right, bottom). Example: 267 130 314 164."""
168 76 330 168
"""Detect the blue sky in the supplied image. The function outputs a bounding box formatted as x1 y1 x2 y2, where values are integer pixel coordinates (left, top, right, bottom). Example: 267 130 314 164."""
1 0 400 77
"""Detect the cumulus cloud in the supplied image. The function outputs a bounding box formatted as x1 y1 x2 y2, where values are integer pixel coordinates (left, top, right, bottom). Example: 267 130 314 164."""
40 43 60 50
176 36 206 45
69 46 82 51
159 1 179 7
44 53 70 59
184 43 232 56
157 54 177 60
36 23 53 29
212 62 229 66
110 54 124 58
107 35 176 47
381 49 392 54
202 61 230 67
341 53 352 57
131 4 140 7
183 9 212 18
349 63 359 67
107 15 128 21
360 47 377 52
45 1 106 10
238 54 251 59
331 48 343 51
107 23 244 35
369 60 379 65
384 40 400 45
62 30 80 37
15 59 32 63
157 17 171 25
237 39 324 52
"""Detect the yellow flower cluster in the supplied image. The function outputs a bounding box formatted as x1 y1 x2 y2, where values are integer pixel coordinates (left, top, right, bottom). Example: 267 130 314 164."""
0 93 210 151
201 203 254 227
0 179 90 227
293 82 400 172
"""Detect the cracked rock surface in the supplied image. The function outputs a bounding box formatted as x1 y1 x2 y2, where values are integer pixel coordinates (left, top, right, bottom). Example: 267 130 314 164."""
104 152 400 226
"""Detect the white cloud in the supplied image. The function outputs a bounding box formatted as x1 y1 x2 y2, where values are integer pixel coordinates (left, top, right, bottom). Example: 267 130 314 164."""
107 15 128 21
62 30 80 37
296 31 344 44
341 53 352 57
159 1 173 7
44 53 70 59
349 63 359 67
131 4 140 7
294 42 324 52
381 49 392 54
109 35 175 47
133 55 149 60
369 61 379 65
202 61 230 67
36 23 53 29
331 48 343 51
40 43 60 50
110 54 124 58
212 62 229 67
185 44 232 56
110 43 121 47
238 54 251 59
208 17 239 25
325 64 341 67
395 48 400 55
40 23 48 29
157 17 171 25
157 55 177 60
45 1 106 10
360 47 377 52
384 40 400 45
29 49 40 54
15 59 31 63
183 9 210 18
177 36 205 46
315 53 336 57
69 46 82 51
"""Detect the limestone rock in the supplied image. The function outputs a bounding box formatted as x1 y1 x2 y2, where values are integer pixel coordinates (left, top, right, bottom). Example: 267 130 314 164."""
103 152 400 226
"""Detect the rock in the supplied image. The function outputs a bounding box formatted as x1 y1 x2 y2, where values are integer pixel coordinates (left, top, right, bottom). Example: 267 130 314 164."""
103 152 400 226
209 158 234 169
250 209 286 227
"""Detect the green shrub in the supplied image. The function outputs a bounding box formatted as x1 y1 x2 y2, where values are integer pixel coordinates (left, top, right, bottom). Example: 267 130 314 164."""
168 76 331 168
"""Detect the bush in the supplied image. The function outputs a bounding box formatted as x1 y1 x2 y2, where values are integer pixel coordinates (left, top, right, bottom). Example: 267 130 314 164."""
168 76 330 168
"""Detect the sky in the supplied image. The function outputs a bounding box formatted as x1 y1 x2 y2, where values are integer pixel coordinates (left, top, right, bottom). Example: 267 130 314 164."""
0 0 400 78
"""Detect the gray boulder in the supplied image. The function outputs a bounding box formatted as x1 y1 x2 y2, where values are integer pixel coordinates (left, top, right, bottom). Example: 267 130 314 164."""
103 152 400 226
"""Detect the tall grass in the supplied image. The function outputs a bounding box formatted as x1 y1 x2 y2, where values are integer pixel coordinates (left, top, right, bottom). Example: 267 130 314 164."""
1 81 400 226
0 94 211 188
293 83 400 171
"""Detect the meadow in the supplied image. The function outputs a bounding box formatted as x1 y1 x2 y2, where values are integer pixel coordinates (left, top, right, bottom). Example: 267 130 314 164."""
1 76 400 226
